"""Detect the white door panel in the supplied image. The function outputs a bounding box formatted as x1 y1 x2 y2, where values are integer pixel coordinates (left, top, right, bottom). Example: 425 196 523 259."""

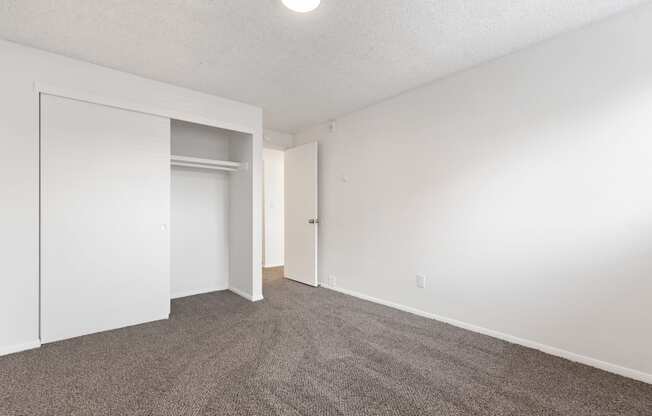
40 94 170 343
284 142 318 286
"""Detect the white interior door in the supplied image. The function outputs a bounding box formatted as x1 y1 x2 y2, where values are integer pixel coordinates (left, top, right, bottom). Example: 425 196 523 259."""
284 142 318 286
40 94 170 343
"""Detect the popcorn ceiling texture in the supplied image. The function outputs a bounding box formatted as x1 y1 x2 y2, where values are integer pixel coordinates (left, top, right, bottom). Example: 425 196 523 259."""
0 270 650 415
0 0 647 131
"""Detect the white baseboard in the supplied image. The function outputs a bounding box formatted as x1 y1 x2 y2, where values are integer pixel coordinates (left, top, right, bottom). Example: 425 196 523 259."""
263 264 284 268
229 286 264 302
320 283 652 385
171 286 228 299
0 340 41 357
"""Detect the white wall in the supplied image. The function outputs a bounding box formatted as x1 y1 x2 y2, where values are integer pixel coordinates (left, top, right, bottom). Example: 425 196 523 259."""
264 129 294 150
171 169 230 298
229 131 263 301
295 4 652 382
170 120 231 299
263 148 285 267
172 119 232 160
0 39 262 355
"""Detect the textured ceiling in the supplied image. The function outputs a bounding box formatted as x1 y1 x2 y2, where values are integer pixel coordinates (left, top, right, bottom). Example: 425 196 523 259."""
0 0 647 132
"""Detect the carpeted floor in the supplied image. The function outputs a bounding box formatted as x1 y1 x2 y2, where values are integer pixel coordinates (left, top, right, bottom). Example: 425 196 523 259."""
1 269 650 415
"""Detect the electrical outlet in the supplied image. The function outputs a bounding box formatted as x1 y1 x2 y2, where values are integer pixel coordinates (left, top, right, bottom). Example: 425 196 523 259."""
416 275 426 289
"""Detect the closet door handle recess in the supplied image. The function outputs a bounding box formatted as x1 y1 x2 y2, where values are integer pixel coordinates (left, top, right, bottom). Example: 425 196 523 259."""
308 219 319 224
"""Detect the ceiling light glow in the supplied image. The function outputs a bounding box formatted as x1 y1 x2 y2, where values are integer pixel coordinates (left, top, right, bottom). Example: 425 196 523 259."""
282 0 320 13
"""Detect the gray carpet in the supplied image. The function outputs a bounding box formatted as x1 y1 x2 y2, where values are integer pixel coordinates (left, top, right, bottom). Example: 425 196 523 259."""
1 270 650 415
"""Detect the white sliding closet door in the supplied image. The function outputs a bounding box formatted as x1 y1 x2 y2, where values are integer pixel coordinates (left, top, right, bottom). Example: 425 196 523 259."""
40 94 170 343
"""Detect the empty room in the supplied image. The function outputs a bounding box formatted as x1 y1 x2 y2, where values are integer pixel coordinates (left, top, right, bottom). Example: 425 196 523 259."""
1 1 652 415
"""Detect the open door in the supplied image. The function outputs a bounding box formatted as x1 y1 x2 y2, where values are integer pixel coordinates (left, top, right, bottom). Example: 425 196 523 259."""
284 142 318 286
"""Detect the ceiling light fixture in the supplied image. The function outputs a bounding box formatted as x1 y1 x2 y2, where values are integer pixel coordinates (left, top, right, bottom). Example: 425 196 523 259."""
282 0 320 13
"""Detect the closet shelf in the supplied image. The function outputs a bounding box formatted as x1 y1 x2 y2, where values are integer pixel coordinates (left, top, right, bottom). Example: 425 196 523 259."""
171 155 241 172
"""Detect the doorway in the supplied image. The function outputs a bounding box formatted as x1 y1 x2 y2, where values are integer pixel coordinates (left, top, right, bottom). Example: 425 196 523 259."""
263 141 318 287
263 148 285 279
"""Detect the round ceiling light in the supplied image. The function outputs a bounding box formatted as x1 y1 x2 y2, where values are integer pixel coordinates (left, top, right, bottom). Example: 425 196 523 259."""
282 0 320 13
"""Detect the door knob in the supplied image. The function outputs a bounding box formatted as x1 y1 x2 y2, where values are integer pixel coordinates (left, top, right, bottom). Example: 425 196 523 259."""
308 218 320 224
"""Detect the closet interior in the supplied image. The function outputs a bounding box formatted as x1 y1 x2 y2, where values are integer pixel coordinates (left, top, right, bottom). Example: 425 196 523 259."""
170 119 252 299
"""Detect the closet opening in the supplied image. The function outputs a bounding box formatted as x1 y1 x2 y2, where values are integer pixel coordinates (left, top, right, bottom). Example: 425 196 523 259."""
170 119 254 300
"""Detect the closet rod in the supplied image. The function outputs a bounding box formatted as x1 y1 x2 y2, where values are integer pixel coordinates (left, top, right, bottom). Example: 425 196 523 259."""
171 155 240 168
170 155 241 172
171 161 238 172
